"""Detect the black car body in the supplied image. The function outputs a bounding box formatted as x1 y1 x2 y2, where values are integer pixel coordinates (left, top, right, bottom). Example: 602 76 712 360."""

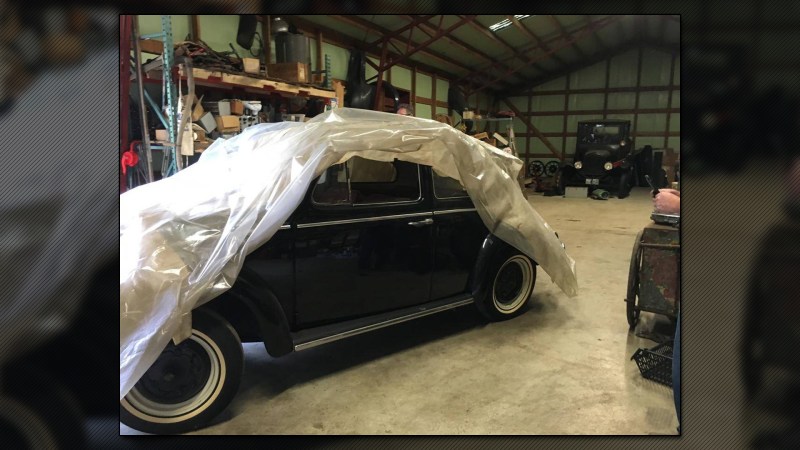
557 120 642 198
121 157 556 434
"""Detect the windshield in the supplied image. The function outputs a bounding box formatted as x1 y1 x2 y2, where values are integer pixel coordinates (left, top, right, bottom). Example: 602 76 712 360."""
578 123 625 145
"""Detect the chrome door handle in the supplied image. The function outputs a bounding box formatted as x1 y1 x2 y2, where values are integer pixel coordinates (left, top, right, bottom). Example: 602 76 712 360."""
408 218 434 227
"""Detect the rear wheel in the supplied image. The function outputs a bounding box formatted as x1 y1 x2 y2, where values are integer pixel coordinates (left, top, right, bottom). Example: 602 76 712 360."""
476 247 536 321
626 230 643 329
120 309 243 434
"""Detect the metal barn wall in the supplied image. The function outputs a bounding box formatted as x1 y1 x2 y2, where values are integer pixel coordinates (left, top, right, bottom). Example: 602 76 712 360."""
503 47 680 170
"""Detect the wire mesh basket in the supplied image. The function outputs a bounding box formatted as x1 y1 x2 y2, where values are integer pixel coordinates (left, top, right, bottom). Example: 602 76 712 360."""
631 341 674 387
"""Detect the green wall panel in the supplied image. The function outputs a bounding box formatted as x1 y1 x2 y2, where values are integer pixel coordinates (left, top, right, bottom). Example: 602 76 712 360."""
606 113 636 123
567 114 603 132
531 137 563 156
531 95 565 112
667 137 680 151
638 91 670 109
608 49 639 88
315 43 347 81
197 15 252 58
565 137 577 155
533 76 567 92
669 113 680 132
635 137 664 148
392 65 412 91
416 103 432 119
416 73 432 98
531 116 565 134
436 79 449 102
507 97 528 112
568 93 605 110
138 15 191 51
636 113 668 132
671 90 680 107
607 92 637 109
569 61 606 90
640 50 672 86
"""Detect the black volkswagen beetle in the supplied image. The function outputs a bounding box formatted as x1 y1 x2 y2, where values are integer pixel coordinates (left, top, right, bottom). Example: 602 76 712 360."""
120 157 561 434
556 120 648 199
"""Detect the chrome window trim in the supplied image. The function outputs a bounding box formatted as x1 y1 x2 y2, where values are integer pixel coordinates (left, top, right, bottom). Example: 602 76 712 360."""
311 160 423 208
297 211 432 229
279 224 291 230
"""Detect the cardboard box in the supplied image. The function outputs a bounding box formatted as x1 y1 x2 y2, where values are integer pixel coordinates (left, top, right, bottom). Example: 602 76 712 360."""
196 112 217 133
190 102 204 122
215 115 241 132
267 62 308 83
228 99 244 116
203 100 230 116
155 129 169 141
242 58 260 75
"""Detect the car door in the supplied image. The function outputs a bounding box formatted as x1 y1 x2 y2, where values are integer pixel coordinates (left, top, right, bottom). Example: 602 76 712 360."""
293 157 434 328
429 169 488 300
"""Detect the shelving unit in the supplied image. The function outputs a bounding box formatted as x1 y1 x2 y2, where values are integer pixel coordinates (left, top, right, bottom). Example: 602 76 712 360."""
143 67 336 100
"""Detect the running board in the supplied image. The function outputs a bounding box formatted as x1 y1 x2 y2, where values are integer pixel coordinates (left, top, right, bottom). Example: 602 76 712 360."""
291 295 474 352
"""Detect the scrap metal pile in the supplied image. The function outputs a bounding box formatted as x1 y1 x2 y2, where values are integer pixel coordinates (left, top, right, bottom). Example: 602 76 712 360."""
174 40 243 73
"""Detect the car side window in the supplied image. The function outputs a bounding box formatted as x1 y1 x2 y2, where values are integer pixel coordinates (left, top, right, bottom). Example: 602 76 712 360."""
432 170 468 199
311 164 350 205
311 157 421 206
349 157 420 205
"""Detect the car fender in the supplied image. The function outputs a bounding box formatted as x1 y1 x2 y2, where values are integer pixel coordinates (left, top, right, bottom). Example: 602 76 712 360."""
216 266 294 357
468 234 525 296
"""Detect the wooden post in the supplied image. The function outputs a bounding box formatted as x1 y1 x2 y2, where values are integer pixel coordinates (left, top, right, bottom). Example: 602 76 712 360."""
432 73 437 119
411 66 417 114
562 74 570 161
526 89 532 169
664 52 677 148
633 47 643 139
316 29 323 85
602 57 610 119
190 15 200 41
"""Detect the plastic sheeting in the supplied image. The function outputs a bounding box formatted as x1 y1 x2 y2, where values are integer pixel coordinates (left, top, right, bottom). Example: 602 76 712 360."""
120 108 578 399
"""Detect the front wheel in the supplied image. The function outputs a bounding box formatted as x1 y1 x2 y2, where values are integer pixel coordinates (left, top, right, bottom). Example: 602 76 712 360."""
476 247 537 321
120 308 244 434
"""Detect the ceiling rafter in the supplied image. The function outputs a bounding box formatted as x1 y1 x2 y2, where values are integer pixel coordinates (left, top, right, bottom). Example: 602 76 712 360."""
374 15 477 73
401 14 526 88
585 15 609 52
283 15 465 88
459 16 549 75
329 15 476 78
550 16 587 58
464 16 624 96
508 15 568 66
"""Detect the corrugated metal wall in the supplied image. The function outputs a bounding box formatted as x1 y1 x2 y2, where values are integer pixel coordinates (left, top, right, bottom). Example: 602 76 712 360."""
504 47 680 169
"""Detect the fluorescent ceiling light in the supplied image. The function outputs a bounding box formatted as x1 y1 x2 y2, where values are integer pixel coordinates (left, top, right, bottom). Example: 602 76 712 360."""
489 15 532 32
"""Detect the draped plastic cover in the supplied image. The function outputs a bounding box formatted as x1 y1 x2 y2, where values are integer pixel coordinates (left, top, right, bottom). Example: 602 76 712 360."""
120 108 578 399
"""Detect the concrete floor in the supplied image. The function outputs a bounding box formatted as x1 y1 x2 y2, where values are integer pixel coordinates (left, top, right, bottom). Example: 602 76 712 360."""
122 186 679 435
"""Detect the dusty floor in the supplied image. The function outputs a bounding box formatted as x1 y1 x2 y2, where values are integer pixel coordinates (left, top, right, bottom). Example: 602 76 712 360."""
121 186 680 435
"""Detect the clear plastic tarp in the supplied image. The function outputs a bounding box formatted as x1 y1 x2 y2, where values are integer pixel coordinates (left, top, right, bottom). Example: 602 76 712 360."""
120 108 578 399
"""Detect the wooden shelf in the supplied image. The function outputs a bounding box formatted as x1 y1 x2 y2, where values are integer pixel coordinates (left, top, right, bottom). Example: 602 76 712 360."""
145 67 336 100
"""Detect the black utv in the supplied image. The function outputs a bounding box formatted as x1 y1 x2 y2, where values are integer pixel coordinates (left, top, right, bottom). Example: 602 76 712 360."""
556 120 650 199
